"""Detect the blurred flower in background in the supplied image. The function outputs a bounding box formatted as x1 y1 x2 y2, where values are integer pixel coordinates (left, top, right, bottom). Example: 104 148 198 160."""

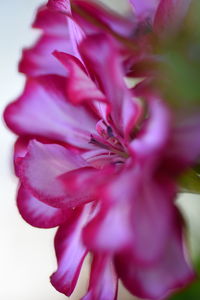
2 0 200 300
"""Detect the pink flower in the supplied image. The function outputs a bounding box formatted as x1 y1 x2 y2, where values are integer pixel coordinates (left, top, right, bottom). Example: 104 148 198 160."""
4 1 200 299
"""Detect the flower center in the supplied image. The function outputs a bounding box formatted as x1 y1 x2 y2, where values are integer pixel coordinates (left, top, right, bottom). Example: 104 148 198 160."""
89 119 128 160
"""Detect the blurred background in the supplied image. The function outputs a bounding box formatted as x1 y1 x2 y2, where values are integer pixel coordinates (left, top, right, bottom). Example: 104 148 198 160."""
0 1 200 299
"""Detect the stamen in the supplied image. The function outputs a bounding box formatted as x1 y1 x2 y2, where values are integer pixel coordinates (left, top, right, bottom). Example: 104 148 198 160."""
89 135 109 149
90 124 129 160
107 125 113 137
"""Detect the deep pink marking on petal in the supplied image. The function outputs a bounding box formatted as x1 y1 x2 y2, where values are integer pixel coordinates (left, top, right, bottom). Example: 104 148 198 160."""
47 0 71 13
81 255 118 300
50 204 93 296
17 185 70 228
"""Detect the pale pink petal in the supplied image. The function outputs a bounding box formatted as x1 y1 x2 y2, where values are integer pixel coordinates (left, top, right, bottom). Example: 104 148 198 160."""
18 140 89 208
79 34 140 137
4 75 98 149
81 255 118 300
54 51 106 104
116 211 195 300
17 185 70 228
50 205 93 296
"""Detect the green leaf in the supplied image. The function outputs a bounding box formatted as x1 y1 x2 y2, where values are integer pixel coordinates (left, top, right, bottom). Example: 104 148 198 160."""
169 279 200 300
169 260 200 300
179 169 200 194
153 0 200 109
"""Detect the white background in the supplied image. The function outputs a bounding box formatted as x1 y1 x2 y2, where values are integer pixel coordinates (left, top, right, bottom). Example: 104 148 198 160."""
0 1 199 299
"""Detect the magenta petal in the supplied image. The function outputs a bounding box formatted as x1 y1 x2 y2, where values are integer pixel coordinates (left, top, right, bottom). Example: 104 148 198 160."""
59 166 114 204
81 255 118 300
82 168 137 252
47 0 70 13
18 140 88 208
83 164 175 265
80 34 140 137
72 0 135 37
19 5 73 76
83 201 132 252
129 0 160 21
40 2 84 55
48 0 85 61
4 75 98 149
154 0 192 35
166 113 200 172
13 137 30 176
130 176 177 264
33 4 69 34
116 212 195 300
130 98 170 160
54 51 106 104
19 35 69 77
50 205 92 296
17 185 69 228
